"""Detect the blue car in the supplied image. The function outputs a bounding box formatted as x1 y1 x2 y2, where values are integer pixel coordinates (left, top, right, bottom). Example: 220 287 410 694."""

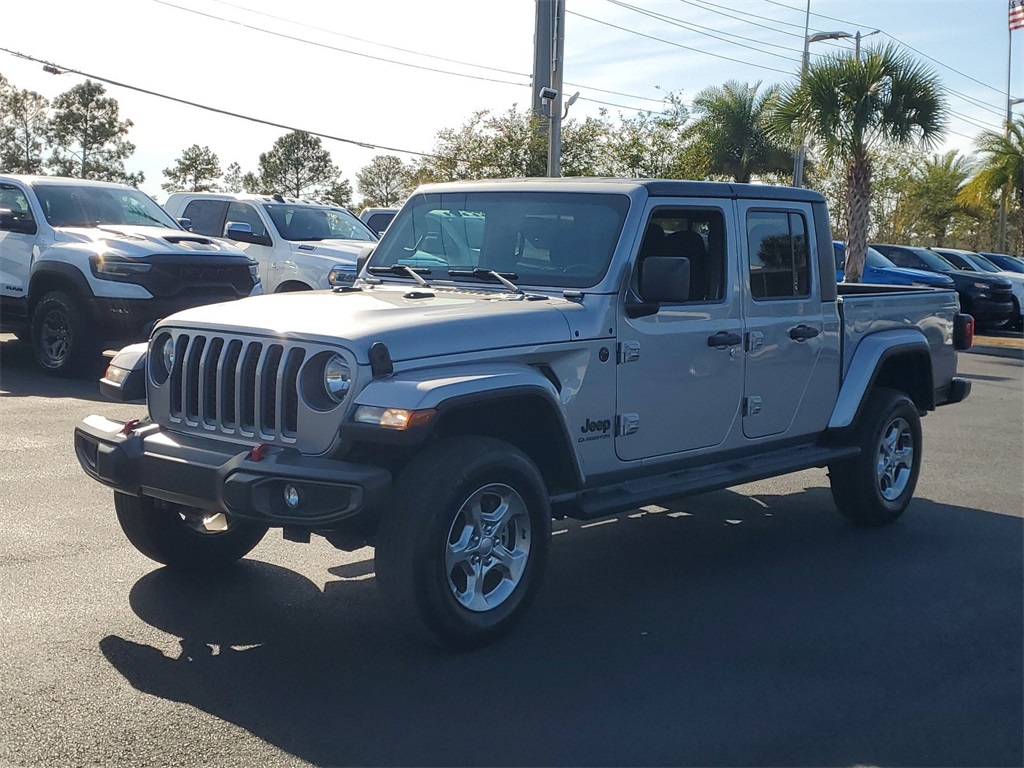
833 242 955 287
979 252 1024 274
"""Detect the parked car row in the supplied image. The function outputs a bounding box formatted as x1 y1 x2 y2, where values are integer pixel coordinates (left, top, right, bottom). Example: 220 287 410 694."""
835 239 1023 331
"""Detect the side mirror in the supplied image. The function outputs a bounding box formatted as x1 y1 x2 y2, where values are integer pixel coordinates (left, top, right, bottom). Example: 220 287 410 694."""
639 256 690 304
356 245 375 274
176 217 193 231
0 208 37 235
224 221 271 247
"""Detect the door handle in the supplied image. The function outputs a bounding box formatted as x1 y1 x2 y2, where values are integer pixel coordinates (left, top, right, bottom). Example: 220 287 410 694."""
789 324 820 341
707 331 742 348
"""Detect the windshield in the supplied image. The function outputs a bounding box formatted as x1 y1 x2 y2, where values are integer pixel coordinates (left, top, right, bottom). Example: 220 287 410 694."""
34 184 177 229
960 252 1002 273
369 191 630 288
263 204 376 242
906 247 957 272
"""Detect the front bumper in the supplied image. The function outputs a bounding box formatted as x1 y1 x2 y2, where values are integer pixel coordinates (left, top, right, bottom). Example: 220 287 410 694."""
73 416 391 528
966 295 1014 325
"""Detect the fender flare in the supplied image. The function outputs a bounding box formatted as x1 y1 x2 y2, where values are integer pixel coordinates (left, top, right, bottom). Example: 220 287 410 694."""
828 328 932 430
349 363 583 487
28 261 101 323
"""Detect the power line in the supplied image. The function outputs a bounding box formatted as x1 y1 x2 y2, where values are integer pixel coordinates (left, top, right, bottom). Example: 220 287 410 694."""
0 47 437 158
567 9 795 76
760 0 1005 98
149 0 528 88
159 0 667 109
606 0 801 59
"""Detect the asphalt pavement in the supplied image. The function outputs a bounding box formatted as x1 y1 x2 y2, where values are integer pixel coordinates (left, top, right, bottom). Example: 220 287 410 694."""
0 334 1021 767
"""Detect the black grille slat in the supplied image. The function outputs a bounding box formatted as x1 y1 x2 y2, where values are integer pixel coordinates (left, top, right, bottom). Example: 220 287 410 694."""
239 343 263 433
184 336 206 422
282 349 305 436
202 338 224 425
219 340 242 428
261 345 284 433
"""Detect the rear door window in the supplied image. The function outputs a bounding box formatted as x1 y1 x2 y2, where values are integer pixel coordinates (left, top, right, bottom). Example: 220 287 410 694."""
182 200 229 237
746 211 811 300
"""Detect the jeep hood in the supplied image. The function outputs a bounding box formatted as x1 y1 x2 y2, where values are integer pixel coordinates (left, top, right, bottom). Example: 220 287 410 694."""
159 286 574 362
54 225 246 258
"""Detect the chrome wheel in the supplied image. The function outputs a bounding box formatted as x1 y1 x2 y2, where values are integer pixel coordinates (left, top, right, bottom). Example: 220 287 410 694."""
876 417 914 501
445 483 532 612
40 306 71 366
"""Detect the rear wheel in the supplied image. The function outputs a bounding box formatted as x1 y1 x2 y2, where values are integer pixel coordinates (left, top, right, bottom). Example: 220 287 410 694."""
31 290 102 377
828 387 922 525
114 492 268 570
374 436 551 648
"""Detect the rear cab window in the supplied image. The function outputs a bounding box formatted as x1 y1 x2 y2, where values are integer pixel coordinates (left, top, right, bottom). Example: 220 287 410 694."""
182 199 229 237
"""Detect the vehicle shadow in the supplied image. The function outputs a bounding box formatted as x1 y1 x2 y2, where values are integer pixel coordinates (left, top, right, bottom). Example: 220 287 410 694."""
100 487 1023 767
0 336 111 401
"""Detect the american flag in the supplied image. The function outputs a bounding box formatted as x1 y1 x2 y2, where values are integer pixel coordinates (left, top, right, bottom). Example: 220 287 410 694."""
1012 0 1024 31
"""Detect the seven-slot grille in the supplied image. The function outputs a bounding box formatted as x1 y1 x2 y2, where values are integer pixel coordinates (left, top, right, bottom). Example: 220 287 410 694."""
166 333 306 441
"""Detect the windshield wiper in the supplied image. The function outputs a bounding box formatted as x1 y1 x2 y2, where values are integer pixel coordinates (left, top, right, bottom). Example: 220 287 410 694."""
448 268 522 294
367 264 432 287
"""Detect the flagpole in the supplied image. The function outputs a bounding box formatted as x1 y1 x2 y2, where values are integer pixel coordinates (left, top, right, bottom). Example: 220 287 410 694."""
999 22 1011 253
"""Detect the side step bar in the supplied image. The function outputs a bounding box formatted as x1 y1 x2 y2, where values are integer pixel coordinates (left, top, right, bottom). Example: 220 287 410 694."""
552 443 860 521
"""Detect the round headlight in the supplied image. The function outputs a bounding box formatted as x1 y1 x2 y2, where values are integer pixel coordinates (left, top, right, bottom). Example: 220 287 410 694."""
161 336 176 375
323 355 351 403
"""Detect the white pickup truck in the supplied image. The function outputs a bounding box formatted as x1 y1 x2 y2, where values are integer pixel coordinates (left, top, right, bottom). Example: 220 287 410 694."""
75 178 974 648
0 175 260 375
163 192 378 292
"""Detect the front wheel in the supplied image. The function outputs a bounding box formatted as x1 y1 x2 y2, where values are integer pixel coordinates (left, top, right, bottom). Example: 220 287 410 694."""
31 290 102 377
828 387 922 525
114 493 269 570
374 437 551 649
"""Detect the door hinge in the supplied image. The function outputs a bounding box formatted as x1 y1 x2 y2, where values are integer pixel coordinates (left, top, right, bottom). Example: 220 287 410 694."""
746 331 764 352
617 341 641 364
744 396 762 417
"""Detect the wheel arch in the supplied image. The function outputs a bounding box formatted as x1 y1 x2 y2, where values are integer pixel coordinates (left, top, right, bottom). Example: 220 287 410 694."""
828 330 935 431
28 262 97 319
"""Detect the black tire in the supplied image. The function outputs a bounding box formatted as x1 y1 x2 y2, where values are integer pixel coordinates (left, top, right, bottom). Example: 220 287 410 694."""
1011 297 1023 332
374 436 551 649
828 387 922 525
30 290 102 377
114 492 269 570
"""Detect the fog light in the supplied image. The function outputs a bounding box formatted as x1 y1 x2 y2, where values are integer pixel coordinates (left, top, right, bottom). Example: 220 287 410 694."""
284 484 301 510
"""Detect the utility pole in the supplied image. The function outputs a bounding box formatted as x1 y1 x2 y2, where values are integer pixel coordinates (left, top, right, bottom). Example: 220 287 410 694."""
999 25 1012 253
548 0 566 177
532 0 565 177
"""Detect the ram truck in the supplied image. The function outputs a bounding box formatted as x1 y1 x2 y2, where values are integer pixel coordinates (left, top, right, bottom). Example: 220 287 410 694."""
163 192 378 292
74 179 974 648
0 175 260 375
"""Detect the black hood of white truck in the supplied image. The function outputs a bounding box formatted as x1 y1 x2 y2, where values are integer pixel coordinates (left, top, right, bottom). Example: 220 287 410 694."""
159 287 576 362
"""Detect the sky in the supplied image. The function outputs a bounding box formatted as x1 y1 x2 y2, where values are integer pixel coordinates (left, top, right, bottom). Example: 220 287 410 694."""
0 0 1017 204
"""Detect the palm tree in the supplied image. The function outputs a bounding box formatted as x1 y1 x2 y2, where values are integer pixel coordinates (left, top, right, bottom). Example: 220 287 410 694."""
689 80 792 183
900 150 976 246
958 118 1024 247
771 44 947 282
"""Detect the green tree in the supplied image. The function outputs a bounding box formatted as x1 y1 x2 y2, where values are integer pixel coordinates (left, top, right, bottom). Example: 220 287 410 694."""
772 45 946 281
0 76 49 174
959 118 1024 249
47 80 142 184
689 80 791 183
222 161 244 193
161 144 222 192
257 131 339 197
356 154 411 207
898 150 976 246
602 94 690 178
319 179 353 208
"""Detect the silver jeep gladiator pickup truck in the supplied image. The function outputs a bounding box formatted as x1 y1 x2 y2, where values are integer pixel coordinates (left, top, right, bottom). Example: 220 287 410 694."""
74 178 974 648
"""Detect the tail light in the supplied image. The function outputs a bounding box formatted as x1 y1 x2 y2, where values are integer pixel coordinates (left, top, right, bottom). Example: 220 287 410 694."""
953 313 974 351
